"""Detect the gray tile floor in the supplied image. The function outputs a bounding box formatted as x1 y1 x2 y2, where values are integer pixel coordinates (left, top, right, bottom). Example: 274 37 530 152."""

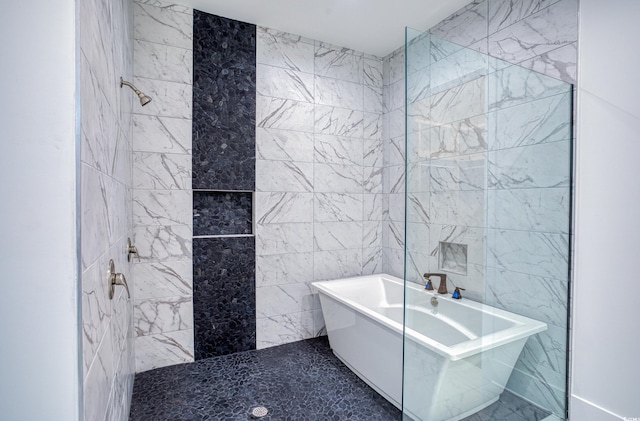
129 337 550 421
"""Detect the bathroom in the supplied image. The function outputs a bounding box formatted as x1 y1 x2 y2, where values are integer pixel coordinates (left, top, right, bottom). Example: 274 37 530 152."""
1 0 638 420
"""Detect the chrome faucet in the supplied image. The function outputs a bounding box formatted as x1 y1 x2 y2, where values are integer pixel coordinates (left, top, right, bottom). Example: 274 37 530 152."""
423 273 448 294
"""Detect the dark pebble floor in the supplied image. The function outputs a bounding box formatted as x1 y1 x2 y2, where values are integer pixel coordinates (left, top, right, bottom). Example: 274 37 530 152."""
129 337 551 421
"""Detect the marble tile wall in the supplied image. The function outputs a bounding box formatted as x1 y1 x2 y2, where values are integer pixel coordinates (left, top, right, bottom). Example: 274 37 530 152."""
255 28 384 349
132 0 194 372
384 0 577 417
80 0 136 418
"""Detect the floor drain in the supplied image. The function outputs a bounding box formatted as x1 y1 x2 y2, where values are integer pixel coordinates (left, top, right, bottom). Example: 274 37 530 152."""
250 406 268 418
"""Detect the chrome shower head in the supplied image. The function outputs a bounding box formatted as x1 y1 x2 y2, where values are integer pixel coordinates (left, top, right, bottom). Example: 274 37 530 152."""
120 77 152 107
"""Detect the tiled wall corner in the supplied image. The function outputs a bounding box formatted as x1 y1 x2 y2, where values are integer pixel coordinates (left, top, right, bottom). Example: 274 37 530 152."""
132 0 194 372
80 0 136 418
255 28 385 349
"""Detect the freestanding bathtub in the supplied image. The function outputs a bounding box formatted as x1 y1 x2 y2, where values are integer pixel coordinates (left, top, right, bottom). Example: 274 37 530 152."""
312 274 547 421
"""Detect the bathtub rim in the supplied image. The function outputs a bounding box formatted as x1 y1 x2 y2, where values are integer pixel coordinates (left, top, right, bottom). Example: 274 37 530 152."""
312 273 547 361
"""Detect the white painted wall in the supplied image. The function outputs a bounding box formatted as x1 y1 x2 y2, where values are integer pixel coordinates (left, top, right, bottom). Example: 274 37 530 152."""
0 0 80 420
573 1 640 419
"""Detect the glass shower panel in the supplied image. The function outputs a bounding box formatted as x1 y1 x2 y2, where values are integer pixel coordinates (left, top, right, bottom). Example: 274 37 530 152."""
403 27 572 421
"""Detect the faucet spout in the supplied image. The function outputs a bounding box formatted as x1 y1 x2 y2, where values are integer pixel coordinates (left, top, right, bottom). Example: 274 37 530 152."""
423 273 448 294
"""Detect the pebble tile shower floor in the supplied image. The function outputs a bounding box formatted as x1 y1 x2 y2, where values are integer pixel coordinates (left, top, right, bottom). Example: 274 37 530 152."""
129 337 550 420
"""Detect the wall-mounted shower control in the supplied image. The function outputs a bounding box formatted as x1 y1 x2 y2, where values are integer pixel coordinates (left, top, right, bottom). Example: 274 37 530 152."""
108 259 130 300
126 237 139 262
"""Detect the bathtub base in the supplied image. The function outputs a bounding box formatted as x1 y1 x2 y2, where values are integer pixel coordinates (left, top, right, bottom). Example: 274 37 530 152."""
332 350 402 410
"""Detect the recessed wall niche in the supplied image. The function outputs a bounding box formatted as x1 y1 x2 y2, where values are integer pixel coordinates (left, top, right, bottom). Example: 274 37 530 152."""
193 191 253 236
439 242 468 275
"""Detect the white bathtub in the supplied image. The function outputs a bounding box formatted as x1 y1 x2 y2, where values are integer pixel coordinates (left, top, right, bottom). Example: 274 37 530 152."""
312 274 547 421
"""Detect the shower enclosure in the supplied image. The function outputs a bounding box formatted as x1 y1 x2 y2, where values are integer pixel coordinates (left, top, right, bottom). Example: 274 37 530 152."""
402 28 572 420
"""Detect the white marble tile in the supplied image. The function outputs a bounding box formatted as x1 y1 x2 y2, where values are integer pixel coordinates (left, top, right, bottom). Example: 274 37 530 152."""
314 134 363 166
406 67 431 105
135 329 194 372
134 296 193 336
488 0 559 34
133 190 192 226
387 108 405 139
257 283 318 318
255 192 314 224
132 114 191 154
487 229 569 280
488 188 570 233
133 260 193 300
406 31 431 75
493 95 563 154
314 222 363 251
431 76 485 125
387 193 405 223
256 128 314 162
387 78 405 112
134 225 192 262
314 105 364 137
382 247 404 279
132 77 192 119
485 267 568 328
133 152 191 189
84 330 114 421
80 55 119 177
363 221 383 249
431 191 485 227
135 0 193 14
80 0 116 109
430 46 488 96
365 88 383 117
364 137 383 167
430 153 487 191
362 247 383 275
314 163 363 193
314 75 363 110
384 219 405 251
488 64 571 111
364 193 383 221
430 35 465 64
407 162 431 193
518 323 567 376
314 43 363 83
518 42 577 84
387 48 405 85
405 222 430 253
431 1 488 48
314 193 363 222
255 223 314 255
506 366 565 415
386 164 405 194
387 135 406 167
364 113 383 141
364 166 383 194
133 2 192 49
488 0 578 64
257 27 315 73
430 115 487 158
256 252 314 287
256 310 323 349
82 257 111 374
430 224 486 267
257 65 314 102
363 58 383 87
313 249 363 281
488 141 570 189
256 160 313 192
405 250 433 284
134 39 192 84
257 96 315 132
81 165 110 271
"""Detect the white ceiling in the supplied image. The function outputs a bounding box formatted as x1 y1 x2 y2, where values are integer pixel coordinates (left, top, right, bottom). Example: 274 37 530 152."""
180 0 473 57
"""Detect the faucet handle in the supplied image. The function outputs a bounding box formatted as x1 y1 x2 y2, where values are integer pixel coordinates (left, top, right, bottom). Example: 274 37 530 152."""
452 287 466 299
424 273 448 294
